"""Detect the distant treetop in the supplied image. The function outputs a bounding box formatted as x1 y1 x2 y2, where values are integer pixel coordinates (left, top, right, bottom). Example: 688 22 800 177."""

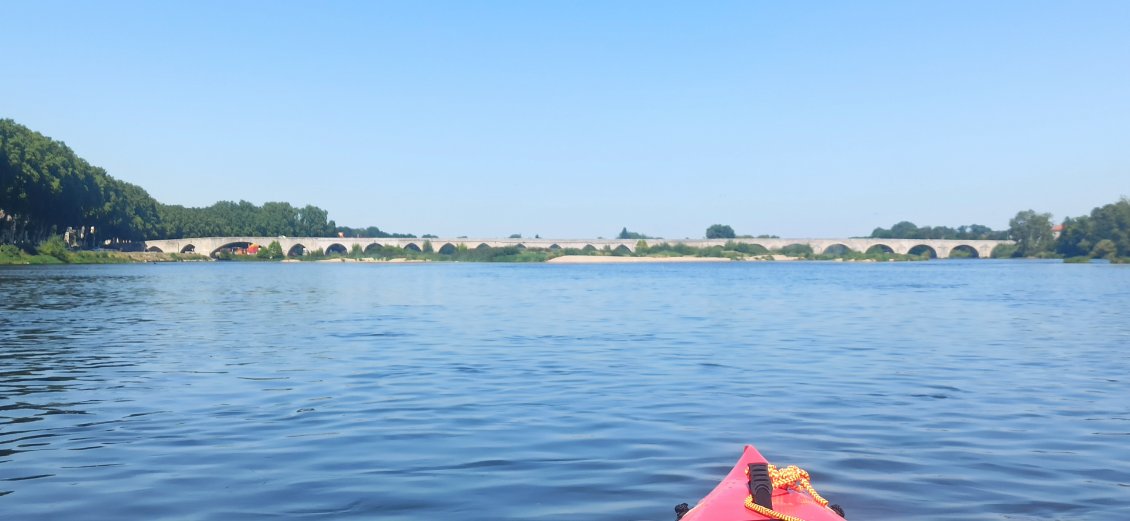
869 221 1007 240
705 224 736 239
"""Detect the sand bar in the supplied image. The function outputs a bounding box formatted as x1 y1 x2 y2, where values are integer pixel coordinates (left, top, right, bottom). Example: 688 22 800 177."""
546 255 732 264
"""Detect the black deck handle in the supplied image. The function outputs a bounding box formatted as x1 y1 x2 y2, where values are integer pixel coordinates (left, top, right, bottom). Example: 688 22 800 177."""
748 463 773 509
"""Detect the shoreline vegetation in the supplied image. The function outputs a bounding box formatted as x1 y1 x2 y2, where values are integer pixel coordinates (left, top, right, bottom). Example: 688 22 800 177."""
0 238 967 265
8 238 1127 266
3 119 1130 266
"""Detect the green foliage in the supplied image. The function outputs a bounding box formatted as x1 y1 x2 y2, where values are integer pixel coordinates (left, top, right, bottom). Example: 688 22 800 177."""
266 241 284 259
618 227 654 240
0 244 23 256
422 240 434 253
705 224 736 239
777 244 813 257
1091 239 1117 259
725 241 769 255
991 243 1019 258
36 235 71 261
870 221 1008 240
1056 198 1130 259
508 233 522 239
1 119 162 245
0 118 347 245
335 225 415 238
350 243 364 257
157 201 336 239
1009 210 1054 257
253 241 284 260
948 248 974 259
635 240 649 253
1063 256 1091 263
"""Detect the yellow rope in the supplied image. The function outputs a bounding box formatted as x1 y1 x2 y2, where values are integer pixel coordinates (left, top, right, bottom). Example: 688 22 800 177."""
743 464 831 521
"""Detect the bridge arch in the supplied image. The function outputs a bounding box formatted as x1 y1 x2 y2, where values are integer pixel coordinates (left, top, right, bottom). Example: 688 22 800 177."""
948 244 979 259
325 243 348 256
908 244 938 258
287 244 307 257
364 243 384 254
549 243 561 250
865 244 895 255
582 244 597 252
476 243 491 250
780 243 814 257
613 244 632 255
147 245 164 253
438 243 457 255
403 243 421 252
212 241 253 257
821 243 853 256
731 243 768 254
178 244 196 254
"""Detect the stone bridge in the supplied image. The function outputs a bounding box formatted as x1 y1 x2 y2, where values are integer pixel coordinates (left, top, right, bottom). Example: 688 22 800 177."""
143 236 1011 259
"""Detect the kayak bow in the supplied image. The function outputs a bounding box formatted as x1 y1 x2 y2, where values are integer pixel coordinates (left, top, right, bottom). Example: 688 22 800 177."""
678 445 845 521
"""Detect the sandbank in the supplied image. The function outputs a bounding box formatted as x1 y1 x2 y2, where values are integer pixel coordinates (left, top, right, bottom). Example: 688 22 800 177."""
546 255 731 264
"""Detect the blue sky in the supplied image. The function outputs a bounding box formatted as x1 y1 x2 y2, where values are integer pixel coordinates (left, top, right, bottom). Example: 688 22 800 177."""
3 1 1127 238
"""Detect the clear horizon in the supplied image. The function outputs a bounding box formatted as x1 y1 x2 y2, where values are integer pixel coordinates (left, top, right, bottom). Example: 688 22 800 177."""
3 1 1127 238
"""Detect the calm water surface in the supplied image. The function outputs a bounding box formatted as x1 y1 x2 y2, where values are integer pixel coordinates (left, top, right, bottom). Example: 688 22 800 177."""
2 261 1128 520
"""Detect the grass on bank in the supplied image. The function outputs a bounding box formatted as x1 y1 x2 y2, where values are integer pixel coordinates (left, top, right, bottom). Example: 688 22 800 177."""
0 237 207 265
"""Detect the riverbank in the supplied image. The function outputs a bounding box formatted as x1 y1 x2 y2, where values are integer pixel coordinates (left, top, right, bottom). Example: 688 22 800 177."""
0 250 209 265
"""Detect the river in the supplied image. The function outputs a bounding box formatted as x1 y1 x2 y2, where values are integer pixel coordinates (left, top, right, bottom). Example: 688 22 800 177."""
2 260 1128 520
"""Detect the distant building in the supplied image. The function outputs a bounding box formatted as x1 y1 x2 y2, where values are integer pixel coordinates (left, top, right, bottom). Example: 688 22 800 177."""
1052 224 1064 239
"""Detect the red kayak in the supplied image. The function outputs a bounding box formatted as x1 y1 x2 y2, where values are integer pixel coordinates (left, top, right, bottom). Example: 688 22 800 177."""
677 445 846 521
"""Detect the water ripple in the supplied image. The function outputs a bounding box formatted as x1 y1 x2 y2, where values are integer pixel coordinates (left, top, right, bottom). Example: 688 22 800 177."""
1 262 1128 520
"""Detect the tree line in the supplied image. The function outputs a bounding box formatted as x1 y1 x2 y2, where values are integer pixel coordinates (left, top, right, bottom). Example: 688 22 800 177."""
1 119 408 248
5 119 1128 260
870 222 1009 240
1055 198 1130 260
868 203 1129 261
1 119 163 245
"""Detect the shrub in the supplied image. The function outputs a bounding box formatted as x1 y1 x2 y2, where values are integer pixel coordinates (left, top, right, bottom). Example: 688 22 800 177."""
0 244 24 257
991 243 1019 258
777 244 813 257
36 235 70 261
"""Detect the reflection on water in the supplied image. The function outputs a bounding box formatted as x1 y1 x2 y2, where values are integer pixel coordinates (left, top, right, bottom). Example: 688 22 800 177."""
2 261 1129 520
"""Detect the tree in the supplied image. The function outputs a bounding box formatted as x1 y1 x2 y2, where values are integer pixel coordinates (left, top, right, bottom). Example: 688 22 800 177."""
705 224 735 239
1008 210 1054 257
617 227 653 240
265 240 284 260
870 221 1007 240
1092 239 1117 259
1057 198 1130 259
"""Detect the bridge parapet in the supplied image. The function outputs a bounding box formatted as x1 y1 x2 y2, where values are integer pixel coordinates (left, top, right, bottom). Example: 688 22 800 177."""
143 236 1011 259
